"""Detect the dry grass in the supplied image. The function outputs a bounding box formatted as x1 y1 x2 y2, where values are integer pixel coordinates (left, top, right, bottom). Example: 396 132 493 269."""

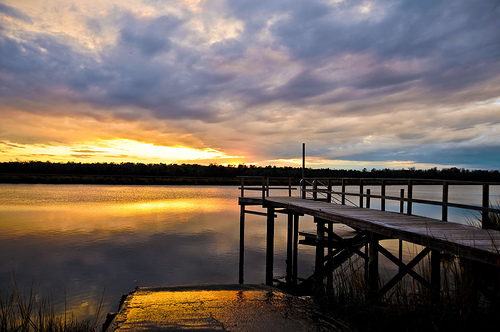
314 248 500 332
0 280 105 332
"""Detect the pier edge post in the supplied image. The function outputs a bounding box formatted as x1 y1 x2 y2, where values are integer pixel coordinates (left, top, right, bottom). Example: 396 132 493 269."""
266 205 275 286
286 212 293 285
314 217 325 288
292 214 299 286
367 232 380 301
239 204 245 284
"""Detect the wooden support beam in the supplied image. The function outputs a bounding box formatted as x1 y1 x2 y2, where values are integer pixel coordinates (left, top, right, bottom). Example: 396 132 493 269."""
239 204 245 284
367 233 380 301
315 218 326 279
327 221 334 290
378 246 432 295
286 213 293 285
431 249 441 303
266 206 275 286
293 214 299 286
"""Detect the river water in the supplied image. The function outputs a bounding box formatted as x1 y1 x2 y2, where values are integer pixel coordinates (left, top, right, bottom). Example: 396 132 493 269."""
1 184 499 321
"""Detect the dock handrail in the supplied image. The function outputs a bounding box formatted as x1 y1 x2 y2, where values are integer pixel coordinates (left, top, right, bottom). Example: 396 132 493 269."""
238 176 297 201
300 177 500 229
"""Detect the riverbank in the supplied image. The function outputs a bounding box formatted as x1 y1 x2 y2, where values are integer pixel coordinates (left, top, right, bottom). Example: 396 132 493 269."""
0 173 242 185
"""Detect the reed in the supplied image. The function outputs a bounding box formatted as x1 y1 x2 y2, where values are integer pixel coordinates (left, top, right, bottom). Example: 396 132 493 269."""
316 247 500 331
0 281 105 332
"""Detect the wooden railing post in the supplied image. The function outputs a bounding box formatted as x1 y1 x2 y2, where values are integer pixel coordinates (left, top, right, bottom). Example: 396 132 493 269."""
359 180 364 208
327 179 332 203
261 177 266 202
482 184 490 229
288 178 292 197
381 180 386 211
442 182 449 221
407 180 413 215
341 179 346 205
313 179 318 200
266 177 270 197
366 189 371 209
400 189 405 213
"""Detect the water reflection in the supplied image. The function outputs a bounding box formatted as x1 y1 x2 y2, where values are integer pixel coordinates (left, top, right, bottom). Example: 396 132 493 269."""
0 185 246 320
1 183 498 322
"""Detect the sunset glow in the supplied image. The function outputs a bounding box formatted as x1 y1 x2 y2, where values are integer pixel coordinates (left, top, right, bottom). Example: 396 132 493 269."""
1 0 499 169
0 139 244 164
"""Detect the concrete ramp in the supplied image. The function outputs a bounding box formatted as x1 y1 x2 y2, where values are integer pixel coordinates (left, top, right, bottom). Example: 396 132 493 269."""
105 284 343 331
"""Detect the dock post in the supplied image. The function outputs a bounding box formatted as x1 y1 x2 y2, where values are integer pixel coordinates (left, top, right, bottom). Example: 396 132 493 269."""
367 232 380 301
442 182 448 221
315 218 325 285
326 221 334 290
431 250 441 303
239 204 245 284
482 184 490 229
266 206 275 286
286 212 293 285
359 180 364 208
381 180 386 211
292 214 299 286
407 180 413 215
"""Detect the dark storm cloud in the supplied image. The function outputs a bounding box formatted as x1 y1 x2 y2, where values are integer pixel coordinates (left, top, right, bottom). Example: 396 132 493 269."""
337 144 500 169
0 3 33 24
1 0 500 169
235 0 500 105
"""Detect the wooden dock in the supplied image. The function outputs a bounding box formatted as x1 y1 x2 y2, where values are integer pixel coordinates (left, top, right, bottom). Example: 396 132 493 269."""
266 196 500 267
238 176 500 302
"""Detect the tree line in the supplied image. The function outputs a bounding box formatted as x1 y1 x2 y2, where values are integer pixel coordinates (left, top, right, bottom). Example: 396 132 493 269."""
0 161 499 184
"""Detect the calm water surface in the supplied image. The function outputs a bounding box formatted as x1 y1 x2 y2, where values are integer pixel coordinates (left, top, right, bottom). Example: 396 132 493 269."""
1 184 498 321
0 184 316 321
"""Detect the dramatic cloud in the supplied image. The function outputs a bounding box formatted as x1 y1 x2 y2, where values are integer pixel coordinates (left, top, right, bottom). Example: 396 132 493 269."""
1 0 499 169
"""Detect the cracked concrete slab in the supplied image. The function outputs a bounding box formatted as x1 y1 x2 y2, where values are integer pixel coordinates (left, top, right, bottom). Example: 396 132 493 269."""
105 284 344 331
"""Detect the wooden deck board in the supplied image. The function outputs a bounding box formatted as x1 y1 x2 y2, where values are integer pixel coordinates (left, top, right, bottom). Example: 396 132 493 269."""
265 197 500 266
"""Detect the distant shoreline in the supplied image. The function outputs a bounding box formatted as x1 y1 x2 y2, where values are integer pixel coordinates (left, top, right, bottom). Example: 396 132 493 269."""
1 161 500 183
0 173 242 185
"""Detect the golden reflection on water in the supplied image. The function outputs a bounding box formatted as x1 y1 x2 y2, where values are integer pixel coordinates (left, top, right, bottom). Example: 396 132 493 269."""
0 185 237 237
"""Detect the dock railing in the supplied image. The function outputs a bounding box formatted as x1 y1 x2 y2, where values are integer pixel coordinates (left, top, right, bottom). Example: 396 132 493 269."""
238 176 296 202
300 177 500 229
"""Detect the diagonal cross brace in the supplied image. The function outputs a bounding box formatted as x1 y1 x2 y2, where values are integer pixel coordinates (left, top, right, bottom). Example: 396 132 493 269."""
378 246 432 295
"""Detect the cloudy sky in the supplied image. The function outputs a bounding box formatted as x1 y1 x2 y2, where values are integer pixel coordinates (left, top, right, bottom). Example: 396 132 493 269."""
1 0 499 170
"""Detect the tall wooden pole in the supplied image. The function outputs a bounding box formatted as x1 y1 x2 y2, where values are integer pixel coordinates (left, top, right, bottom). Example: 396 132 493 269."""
302 143 306 199
302 143 305 179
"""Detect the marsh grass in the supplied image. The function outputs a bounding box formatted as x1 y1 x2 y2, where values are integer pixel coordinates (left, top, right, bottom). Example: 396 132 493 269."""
315 247 500 331
0 281 106 332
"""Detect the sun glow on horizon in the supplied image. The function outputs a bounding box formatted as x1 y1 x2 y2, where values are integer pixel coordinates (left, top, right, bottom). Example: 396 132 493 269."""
0 139 245 165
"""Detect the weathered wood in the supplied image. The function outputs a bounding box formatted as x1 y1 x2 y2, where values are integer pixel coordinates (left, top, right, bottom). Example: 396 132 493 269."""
368 232 379 300
315 218 326 278
286 213 293 285
239 204 245 284
293 214 299 286
265 197 500 267
266 206 275 286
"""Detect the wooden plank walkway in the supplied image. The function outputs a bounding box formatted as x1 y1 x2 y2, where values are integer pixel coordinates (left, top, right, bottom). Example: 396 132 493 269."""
265 197 500 267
